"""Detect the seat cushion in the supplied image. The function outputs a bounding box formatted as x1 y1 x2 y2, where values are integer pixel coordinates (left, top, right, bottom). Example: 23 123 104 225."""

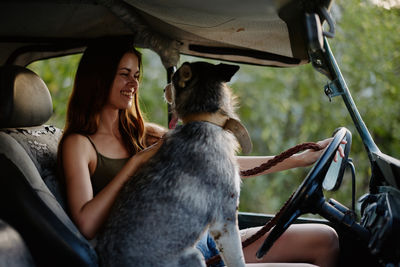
0 128 98 266
1 125 66 209
0 219 35 267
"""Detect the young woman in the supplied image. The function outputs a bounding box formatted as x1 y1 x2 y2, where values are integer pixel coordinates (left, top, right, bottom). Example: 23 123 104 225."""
58 37 339 267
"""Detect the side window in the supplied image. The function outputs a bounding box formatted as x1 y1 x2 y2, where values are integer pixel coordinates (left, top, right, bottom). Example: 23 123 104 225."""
28 54 81 128
26 50 170 130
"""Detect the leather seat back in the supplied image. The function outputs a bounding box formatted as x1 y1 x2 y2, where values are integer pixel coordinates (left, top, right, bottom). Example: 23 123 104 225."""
0 65 98 267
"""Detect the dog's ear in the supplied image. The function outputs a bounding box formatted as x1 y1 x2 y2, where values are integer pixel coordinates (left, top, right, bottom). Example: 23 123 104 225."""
216 64 240 82
178 62 192 88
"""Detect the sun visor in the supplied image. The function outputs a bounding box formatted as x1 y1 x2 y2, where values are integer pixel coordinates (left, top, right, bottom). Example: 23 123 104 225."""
0 0 332 67
124 0 317 67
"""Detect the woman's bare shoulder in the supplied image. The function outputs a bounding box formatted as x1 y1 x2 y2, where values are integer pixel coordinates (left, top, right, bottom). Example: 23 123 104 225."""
62 133 94 157
145 122 168 146
145 122 168 134
63 133 90 147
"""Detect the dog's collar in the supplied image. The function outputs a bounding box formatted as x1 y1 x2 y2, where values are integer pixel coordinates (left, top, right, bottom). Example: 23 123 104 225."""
182 112 229 128
182 112 253 154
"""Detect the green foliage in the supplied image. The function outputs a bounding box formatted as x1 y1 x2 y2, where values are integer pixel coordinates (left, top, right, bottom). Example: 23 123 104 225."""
237 0 400 214
138 50 170 127
27 0 400 216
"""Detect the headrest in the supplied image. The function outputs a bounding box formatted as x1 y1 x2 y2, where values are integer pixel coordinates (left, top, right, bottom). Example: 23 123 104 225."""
0 65 53 128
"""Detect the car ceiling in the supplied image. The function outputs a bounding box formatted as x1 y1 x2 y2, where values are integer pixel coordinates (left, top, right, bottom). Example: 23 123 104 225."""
0 0 332 68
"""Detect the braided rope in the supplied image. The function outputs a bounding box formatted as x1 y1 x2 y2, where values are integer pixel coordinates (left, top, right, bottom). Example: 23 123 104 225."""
240 142 322 177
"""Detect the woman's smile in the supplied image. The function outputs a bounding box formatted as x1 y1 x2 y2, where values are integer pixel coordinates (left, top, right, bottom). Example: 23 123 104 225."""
120 88 136 99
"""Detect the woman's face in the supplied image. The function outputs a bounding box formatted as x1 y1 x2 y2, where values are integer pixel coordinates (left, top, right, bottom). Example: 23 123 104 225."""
107 52 140 110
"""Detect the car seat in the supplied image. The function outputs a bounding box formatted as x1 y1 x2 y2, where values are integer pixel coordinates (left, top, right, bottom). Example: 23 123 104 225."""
0 218 35 267
0 65 98 266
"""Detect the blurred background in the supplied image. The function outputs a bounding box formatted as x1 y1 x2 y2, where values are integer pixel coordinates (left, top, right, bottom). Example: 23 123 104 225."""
28 0 400 217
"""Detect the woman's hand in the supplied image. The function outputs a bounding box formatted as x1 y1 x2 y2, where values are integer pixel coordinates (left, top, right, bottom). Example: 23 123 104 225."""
145 122 168 146
295 138 346 167
138 138 164 163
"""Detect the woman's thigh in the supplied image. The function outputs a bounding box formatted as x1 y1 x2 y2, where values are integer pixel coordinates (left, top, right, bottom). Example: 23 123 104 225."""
240 223 338 264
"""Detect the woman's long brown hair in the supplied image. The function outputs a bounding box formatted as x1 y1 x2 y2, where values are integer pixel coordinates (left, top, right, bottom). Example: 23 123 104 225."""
58 37 146 180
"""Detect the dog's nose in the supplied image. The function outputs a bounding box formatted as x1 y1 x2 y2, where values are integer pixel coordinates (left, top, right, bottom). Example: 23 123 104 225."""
164 83 173 104
163 83 171 92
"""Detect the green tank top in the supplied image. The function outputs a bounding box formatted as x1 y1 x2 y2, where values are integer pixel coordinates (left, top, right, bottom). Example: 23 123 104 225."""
86 136 129 195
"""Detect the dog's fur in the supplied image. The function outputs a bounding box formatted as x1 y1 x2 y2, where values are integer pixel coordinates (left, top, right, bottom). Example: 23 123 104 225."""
96 62 246 267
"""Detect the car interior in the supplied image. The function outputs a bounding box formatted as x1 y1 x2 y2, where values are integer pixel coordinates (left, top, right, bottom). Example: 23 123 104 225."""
0 0 333 263
1 0 399 266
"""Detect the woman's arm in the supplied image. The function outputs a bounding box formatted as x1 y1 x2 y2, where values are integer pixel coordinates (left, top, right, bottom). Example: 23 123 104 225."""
62 134 162 239
238 138 336 178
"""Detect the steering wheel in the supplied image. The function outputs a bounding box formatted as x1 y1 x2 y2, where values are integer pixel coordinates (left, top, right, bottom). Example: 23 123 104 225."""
256 127 350 258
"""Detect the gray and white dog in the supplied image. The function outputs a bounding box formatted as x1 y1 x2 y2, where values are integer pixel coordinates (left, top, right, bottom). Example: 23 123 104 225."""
96 61 252 267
